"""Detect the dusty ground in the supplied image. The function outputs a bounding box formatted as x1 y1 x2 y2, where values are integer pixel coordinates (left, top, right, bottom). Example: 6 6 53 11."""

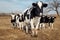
0 15 60 40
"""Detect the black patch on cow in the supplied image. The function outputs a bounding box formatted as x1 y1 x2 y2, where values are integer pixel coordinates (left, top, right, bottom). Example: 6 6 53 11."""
40 16 46 23
43 3 48 7
30 5 43 18
11 19 16 23
24 10 31 20
48 17 56 23
19 15 24 22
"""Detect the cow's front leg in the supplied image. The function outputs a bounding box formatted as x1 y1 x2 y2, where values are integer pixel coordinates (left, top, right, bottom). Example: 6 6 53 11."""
19 22 22 30
25 25 28 33
50 23 53 29
30 19 35 36
36 17 40 29
21 22 24 30
35 17 40 36
39 23 42 30
42 23 45 29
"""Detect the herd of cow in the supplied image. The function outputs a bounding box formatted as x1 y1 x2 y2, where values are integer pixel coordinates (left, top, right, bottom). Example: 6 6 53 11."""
10 1 56 37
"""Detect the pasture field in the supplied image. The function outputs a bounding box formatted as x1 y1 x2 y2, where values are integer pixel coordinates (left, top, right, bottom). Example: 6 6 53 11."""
0 15 60 40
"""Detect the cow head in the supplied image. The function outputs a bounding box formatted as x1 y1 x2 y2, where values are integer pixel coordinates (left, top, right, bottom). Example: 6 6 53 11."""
32 1 48 9
19 14 23 20
32 1 48 16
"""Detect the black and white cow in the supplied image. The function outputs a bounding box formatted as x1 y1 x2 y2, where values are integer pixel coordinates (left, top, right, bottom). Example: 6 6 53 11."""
14 13 25 30
23 8 32 33
39 15 56 29
11 13 17 28
39 15 46 29
30 1 48 36
11 13 24 30
48 16 56 29
19 13 24 30
23 1 48 36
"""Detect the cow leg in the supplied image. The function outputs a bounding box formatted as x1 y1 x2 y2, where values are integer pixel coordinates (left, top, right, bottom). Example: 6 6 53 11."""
35 30 38 36
51 23 53 29
36 17 40 30
19 22 22 30
42 23 45 29
25 25 28 33
12 22 16 29
40 23 42 29
48 23 51 29
49 23 53 29
30 19 35 36
21 22 24 30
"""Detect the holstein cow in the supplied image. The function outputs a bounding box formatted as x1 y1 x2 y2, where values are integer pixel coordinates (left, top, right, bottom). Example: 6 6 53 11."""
19 13 24 30
48 16 56 29
39 15 56 29
11 13 17 28
39 15 46 29
15 14 24 30
23 1 48 36
11 13 24 30
23 8 32 33
25 1 48 36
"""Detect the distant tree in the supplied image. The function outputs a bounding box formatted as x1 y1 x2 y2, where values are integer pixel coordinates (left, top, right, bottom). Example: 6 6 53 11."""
46 0 60 16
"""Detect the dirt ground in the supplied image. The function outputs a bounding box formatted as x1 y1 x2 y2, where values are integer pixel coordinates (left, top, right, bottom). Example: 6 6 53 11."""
0 15 60 40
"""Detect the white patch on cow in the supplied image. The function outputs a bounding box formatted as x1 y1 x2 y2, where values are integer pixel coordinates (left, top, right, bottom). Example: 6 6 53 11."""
36 17 41 29
27 10 30 14
11 14 15 20
40 13 43 16
30 19 34 29
37 1 42 9
25 16 28 20
19 14 22 20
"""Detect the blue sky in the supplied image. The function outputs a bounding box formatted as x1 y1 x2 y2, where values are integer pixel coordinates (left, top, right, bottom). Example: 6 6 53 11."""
0 0 48 13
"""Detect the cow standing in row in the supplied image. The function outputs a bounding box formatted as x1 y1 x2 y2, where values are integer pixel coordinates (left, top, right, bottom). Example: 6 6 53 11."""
15 14 24 30
39 15 56 29
23 8 32 33
11 13 17 28
11 13 24 30
48 16 56 29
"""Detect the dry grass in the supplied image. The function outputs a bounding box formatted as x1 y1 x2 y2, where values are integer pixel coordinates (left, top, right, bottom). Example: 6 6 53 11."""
0 15 60 40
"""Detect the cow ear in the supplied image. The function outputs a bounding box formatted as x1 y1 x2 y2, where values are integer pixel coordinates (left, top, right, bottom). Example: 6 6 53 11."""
43 3 48 7
32 3 37 6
